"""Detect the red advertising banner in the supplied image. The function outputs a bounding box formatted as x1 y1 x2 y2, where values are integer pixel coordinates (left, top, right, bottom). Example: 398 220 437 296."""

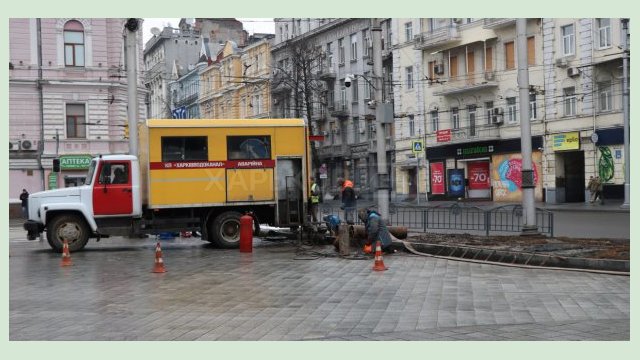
430 162 445 195
436 129 451 142
467 161 490 190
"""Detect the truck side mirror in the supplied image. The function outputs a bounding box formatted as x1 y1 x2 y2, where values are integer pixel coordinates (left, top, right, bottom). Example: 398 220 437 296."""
53 159 60 172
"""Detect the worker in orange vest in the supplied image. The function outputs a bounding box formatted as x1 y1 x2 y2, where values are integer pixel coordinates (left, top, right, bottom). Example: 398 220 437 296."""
337 177 356 224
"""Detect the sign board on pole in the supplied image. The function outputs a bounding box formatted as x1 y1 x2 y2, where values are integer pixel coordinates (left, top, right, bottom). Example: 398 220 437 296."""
319 163 328 179
411 140 424 155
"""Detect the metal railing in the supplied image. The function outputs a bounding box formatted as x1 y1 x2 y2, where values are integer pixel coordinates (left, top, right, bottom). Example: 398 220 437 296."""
319 203 554 236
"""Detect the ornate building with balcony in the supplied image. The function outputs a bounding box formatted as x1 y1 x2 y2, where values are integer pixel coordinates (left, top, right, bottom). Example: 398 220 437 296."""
271 18 394 199
394 18 627 204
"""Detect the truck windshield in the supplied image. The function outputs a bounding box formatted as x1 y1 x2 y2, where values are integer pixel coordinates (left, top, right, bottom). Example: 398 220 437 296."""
84 160 97 185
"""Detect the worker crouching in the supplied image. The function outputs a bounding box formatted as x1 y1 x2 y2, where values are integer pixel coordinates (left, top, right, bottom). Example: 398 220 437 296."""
358 208 397 254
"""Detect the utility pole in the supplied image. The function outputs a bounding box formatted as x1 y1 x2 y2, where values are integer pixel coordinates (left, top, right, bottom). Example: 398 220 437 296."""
125 18 140 156
621 18 630 209
516 18 538 234
371 18 390 220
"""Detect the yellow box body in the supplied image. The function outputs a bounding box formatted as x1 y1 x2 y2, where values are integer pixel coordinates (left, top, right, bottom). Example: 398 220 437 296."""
138 119 309 209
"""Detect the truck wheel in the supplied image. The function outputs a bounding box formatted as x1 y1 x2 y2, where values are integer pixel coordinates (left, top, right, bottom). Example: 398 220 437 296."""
210 211 242 248
47 214 90 253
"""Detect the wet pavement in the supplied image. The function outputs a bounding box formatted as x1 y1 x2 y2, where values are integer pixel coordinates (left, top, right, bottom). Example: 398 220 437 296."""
9 223 630 341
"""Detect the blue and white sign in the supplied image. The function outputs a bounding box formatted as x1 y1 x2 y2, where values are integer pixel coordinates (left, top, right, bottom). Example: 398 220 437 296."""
412 140 424 154
171 106 187 119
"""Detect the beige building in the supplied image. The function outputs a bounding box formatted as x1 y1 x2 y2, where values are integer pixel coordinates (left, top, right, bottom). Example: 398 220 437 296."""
200 36 273 119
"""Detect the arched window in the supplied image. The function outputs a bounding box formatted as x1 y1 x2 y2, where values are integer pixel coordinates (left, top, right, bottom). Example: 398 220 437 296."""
64 20 85 67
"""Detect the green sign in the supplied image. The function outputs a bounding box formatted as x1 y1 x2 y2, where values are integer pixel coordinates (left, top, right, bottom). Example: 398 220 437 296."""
48 173 58 190
59 154 93 170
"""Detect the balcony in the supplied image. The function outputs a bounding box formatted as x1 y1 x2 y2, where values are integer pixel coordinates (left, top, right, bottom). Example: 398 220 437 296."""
414 25 460 51
433 71 498 96
316 62 337 81
329 100 349 118
483 18 516 29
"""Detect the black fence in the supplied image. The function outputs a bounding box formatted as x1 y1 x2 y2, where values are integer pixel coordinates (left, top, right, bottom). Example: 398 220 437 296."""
319 203 554 237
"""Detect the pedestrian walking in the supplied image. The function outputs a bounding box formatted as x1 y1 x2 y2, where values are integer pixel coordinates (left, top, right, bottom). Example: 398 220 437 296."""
309 177 320 222
19 189 29 218
594 176 604 205
587 176 598 203
338 177 356 224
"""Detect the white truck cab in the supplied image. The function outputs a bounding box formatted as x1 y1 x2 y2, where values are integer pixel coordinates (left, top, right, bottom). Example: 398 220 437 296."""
24 154 142 252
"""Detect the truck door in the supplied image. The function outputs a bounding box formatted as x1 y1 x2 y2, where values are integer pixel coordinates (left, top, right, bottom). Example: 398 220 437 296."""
93 161 133 215
276 158 303 225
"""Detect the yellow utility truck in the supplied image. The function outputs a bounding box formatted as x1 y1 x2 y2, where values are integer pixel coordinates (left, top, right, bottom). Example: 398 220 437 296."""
24 118 312 252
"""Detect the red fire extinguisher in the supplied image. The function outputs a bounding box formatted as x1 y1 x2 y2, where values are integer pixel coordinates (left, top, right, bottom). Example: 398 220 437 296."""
240 213 253 253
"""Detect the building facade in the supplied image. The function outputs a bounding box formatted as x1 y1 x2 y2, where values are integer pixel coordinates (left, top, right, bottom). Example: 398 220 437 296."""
271 18 394 199
9 18 146 199
541 18 627 203
393 18 627 203
199 35 273 120
144 18 247 119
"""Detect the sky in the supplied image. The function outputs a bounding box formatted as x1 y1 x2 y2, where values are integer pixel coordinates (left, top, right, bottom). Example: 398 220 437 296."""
142 18 275 44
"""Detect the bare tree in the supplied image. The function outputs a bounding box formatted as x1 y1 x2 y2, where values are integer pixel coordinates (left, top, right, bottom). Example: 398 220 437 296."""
271 37 327 174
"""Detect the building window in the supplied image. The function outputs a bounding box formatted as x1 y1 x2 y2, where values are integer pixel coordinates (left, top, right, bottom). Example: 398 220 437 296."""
340 85 347 111
449 56 458 77
562 24 575 56
353 117 360 143
430 110 439 132
505 41 515 70
405 22 413 42
598 81 612 112
352 79 359 102
363 72 372 99
451 107 460 129
367 120 375 140
362 30 370 57
484 101 494 124
563 87 576 116
468 105 476 137
506 97 517 123
162 136 208 162
350 34 358 61
326 42 333 68
252 94 262 116
527 36 536 65
64 20 85 67
409 115 415 136
529 94 537 120
66 104 86 138
406 66 414 89
598 18 612 48
485 47 493 71
338 38 345 65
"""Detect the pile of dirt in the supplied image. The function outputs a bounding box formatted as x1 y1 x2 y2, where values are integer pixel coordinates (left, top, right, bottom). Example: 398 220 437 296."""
406 233 629 261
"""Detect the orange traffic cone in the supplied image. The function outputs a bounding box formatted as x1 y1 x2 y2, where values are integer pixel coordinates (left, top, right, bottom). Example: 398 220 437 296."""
372 240 388 271
152 242 167 273
61 239 73 267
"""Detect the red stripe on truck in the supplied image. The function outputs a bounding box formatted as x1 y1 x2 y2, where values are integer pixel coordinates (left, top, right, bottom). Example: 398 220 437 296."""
149 160 275 170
